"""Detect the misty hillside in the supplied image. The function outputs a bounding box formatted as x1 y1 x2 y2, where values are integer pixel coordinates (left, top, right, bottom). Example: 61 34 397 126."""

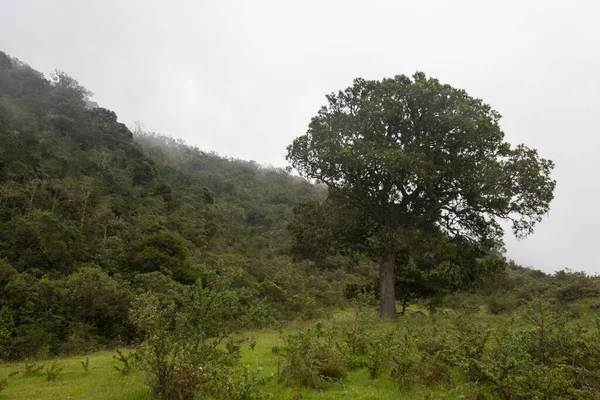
0 51 321 273
0 51 365 358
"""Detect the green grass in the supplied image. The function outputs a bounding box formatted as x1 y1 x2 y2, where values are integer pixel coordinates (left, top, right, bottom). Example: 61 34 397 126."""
0 351 153 400
0 305 466 400
2 302 593 399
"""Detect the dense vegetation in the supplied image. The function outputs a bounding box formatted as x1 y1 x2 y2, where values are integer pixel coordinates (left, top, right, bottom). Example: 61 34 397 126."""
1 52 599 399
0 51 374 361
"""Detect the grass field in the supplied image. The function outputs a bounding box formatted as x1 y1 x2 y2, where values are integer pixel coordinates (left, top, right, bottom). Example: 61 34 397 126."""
0 306 477 399
0 346 474 400
0 303 595 399
0 351 152 400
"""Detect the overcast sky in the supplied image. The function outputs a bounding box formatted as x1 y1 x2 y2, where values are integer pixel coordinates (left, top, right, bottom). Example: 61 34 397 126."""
1 0 599 274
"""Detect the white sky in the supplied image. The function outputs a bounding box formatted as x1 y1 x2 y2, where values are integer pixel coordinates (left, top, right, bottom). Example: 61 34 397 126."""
1 0 599 274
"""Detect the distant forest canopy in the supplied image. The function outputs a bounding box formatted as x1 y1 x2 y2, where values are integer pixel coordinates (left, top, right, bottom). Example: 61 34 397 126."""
0 51 588 362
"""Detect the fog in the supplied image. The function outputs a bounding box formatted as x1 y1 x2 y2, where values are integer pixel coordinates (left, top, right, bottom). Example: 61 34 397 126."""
1 0 599 273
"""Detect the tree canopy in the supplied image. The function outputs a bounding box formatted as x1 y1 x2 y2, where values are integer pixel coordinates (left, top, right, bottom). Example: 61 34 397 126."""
287 72 556 318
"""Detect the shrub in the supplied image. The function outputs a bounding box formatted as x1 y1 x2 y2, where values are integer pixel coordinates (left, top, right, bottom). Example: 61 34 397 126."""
218 365 271 400
485 295 517 315
0 306 14 360
365 338 386 379
342 291 376 368
65 266 133 342
387 331 424 390
131 282 245 399
280 322 346 389
448 300 597 399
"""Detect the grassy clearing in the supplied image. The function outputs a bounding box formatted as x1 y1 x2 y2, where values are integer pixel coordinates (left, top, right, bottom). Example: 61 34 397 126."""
1 302 597 399
0 307 431 399
0 351 153 400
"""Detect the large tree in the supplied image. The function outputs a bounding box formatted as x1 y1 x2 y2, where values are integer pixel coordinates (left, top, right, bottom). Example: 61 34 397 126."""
287 73 555 318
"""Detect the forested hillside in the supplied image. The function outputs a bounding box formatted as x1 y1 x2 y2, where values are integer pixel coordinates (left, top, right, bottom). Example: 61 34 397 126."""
0 52 370 359
3 51 600 400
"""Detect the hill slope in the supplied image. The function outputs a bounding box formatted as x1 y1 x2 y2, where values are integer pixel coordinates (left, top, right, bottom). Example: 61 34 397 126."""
0 51 364 359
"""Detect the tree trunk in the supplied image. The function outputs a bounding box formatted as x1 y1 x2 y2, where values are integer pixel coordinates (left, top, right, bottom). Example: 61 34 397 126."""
378 252 396 318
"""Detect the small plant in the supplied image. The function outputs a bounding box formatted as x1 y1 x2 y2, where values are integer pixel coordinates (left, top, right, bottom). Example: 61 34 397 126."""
280 322 346 389
248 336 257 351
223 365 271 400
226 338 244 355
0 377 6 395
46 360 64 381
365 338 386 379
81 357 90 375
23 360 45 377
345 291 375 359
0 372 18 395
113 349 134 375
388 334 423 390
423 363 450 386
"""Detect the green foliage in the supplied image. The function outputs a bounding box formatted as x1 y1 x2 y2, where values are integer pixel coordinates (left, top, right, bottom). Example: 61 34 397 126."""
445 300 600 399
80 357 90 375
0 267 135 359
287 72 555 317
113 349 135 376
553 269 598 303
5 301 600 399
128 230 189 275
45 360 64 381
65 266 133 344
131 282 248 399
485 294 518 314
0 51 362 362
0 371 18 395
0 306 14 360
280 322 346 389
341 292 376 369
2 210 84 273
218 365 271 400
23 360 45 377
274 297 600 397
288 200 337 263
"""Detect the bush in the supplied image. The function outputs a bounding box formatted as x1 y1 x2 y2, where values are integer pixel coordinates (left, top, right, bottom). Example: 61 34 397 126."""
387 331 424 390
218 365 271 400
485 295 517 314
131 282 246 399
65 266 133 342
447 300 598 399
342 292 376 368
280 322 346 389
